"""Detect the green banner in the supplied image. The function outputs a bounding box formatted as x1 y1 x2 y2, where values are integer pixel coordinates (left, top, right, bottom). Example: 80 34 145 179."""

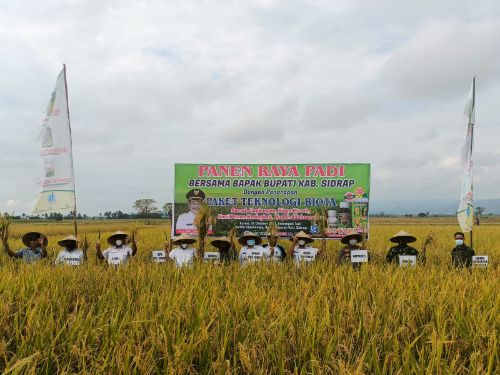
173 163 370 239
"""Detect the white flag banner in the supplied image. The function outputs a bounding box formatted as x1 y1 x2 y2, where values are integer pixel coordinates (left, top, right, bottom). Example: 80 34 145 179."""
457 79 475 232
33 67 75 214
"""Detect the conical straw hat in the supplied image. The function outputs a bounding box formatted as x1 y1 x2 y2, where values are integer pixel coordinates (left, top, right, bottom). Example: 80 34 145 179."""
238 231 262 245
390 230 416 243
57 235 79 248
172 233 197 245
107 231 128 245
289 230 314 244
22 232 48 247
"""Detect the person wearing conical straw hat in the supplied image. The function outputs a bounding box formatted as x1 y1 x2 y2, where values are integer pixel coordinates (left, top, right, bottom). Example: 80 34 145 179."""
1 230 48 263
96 231 137 264
386 231 425 264
238 231 270 265
338 231 369 270
289 231 319 265
55 235 86 266
169 234 197 267
210 236 237 263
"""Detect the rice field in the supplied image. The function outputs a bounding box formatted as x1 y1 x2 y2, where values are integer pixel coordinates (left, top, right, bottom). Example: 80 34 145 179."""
0 219 498 374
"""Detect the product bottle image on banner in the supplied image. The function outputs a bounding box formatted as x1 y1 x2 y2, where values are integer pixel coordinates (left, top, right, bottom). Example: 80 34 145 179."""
327 210 338 229
352 197 369 229
338 202 352 228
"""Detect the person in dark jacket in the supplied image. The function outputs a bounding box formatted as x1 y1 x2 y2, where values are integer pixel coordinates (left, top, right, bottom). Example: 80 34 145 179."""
338 231 369 270
386 231 426 264
451 231 474 268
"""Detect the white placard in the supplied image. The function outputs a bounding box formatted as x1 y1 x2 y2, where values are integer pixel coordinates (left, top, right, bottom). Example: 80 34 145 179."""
203 252 220 262
472 255 488 268
108 251 127 266
152 250 167 263
351 250 368 263
62 253 83 266
398 255 417 267
296 249 317 263
248 251 264 262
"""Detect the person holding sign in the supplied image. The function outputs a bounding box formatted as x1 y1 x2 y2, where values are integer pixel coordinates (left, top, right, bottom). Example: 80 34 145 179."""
338 231 369 270
451 232 475 268
385 231 426 265
96 231 137 265
55 235 86 265
238 231 270 265
289 231 319 265
175 189 205 234
210 236 237 263
169 234 197 267
2 230 48 263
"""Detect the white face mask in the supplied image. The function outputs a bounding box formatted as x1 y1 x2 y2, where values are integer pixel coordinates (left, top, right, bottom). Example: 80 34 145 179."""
455 239 464 246
298 239 306 246
349 239 358 246
180 243 188 249
115 240 123 246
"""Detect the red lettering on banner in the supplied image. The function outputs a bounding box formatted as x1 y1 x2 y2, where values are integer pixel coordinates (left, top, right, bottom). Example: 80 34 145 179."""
305 165 345 177
198 165 253 177
258 165 299 177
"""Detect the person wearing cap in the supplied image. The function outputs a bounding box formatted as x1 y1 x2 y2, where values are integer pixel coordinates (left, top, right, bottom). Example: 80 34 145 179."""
451 232 475 268
55 235 86 266
2 231 48 263
210 236 237 263
169 234 198 267
338 232 369 269
386 231 426 264
175 189 206 234
238 231 270 265
96 231 137 263
262 233 286 262
289 231 319 265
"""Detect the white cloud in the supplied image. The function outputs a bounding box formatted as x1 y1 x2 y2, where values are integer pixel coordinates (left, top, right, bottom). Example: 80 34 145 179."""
0 0 499 215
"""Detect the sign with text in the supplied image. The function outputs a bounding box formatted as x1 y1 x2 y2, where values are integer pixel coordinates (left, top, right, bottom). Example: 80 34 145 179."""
351 250 368 263
173 163 370 239
472 255 488 268
398 255 417 267
151 250 167 263
203 252 220 262
108 251 127 266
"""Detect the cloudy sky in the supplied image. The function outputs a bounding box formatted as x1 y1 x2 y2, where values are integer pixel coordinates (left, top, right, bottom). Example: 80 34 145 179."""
1 0 499 215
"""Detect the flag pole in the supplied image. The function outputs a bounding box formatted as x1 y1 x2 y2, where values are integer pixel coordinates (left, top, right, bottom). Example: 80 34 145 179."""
470 76 475 249
63 63 78 237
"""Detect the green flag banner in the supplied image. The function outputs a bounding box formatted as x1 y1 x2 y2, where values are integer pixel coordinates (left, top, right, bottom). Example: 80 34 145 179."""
173 163 370 239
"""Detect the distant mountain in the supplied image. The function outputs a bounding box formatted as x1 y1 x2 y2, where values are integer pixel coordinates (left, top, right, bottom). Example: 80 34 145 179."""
369 198 500 215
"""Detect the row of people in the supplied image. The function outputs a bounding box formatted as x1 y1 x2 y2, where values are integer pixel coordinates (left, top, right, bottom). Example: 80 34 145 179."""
1 228 476 268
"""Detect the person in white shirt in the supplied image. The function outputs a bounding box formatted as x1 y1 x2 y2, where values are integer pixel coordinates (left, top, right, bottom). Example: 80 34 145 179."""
238 231 270 265
96 231 137 265
262 232 286 262
175 189 205 235
289 231 319 265
55 235 86 266
169 234 197 267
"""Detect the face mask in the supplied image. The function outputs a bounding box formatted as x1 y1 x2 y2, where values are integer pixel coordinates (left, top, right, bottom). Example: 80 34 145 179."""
180 243 188 249
455 239 464 246
115 240 123 246
298 239 306 246
349 239 358 246
247 239 255 246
